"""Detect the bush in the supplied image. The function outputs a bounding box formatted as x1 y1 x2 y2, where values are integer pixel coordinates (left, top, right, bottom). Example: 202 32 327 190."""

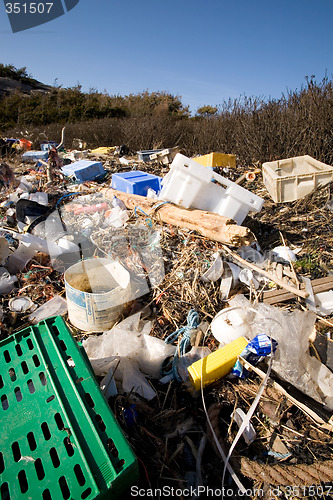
2 70 333 166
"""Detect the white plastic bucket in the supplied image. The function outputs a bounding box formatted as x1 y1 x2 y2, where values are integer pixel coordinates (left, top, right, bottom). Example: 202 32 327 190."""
65 258 131 332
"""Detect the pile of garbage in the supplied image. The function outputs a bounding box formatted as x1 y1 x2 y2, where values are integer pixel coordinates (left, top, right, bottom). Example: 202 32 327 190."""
0 135 332 499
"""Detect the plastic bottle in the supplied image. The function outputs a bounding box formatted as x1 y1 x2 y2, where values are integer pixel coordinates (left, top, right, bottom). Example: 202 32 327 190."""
0 267 17 294
187 336 248 391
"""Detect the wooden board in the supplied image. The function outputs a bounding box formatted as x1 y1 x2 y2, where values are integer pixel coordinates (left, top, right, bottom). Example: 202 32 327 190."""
262 276 333 305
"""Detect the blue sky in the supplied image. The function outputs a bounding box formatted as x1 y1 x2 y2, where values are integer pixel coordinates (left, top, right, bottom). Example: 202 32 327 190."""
0 0 332 113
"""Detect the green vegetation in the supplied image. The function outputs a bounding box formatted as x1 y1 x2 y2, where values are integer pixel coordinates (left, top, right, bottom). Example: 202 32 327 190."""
294 255 318 273
1 64 333 166
195 105 218 118
0 63 41 87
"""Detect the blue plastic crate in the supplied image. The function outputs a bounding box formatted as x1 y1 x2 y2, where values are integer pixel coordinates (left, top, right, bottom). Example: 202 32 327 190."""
22 151 49 162
61 160 106 183
137 149 163 163
111 170 162 196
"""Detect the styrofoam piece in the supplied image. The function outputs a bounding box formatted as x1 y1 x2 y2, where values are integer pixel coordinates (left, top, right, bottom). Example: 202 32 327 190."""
119 157 130 165
262 155 333 203
314 290 333 316
272 246 297 262
61 160 106 182
158 154 264 224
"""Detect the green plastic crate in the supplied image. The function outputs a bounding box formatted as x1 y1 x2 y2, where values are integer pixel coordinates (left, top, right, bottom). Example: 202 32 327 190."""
0 316 139 500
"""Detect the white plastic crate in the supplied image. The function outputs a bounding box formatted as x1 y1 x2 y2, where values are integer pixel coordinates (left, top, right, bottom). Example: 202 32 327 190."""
158 154 264 224
262 155 333 203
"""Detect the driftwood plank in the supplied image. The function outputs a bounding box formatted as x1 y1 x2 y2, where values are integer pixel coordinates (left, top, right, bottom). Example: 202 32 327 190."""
262 276 333 305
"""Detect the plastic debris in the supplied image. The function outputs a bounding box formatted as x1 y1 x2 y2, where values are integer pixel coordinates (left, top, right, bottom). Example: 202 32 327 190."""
233 408 257 445
83 312 176 400
158 153 264 224
0 266 17 294
8 295 36 313
314 290 333 316
187 337 249 390
232 333 278 378
226 295 333 409
271 246 297 263
28 295 68 324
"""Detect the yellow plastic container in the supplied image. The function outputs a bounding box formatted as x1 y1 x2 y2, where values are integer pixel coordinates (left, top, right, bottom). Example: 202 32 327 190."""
187 336 248 390
193 152 236 169
91 146 116 155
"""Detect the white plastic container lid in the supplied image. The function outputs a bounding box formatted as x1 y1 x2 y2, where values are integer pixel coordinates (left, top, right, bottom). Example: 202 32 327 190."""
9 296 34 313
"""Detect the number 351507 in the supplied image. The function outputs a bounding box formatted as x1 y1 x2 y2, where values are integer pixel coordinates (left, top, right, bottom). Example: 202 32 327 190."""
5 3 54 14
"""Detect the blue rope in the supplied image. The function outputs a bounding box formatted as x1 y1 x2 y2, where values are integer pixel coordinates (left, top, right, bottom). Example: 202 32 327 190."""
55 192 78 208
134 206 153 227
164 309 200 382
151 200 171 212
263 450 292 459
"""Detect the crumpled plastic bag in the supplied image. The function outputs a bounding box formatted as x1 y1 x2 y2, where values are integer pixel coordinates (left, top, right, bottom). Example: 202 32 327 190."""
221 295 333 409
97 356 157 401
83 312 176 400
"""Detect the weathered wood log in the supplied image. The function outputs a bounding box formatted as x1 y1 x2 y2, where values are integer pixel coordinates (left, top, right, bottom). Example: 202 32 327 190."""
102 188 256 247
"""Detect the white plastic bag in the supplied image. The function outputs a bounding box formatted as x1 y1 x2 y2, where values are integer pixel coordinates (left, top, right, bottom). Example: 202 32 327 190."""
83 312 176 399
223 295 333 409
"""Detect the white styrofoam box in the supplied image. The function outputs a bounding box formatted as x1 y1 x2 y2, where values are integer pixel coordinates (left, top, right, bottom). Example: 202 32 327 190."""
262 155 333 203
159 154 264 224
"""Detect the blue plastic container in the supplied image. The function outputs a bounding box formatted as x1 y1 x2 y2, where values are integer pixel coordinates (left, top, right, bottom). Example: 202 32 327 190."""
137 149 164 163
22 150 49 162
111 170 162 196
40 141 58 151
61 160 106 182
